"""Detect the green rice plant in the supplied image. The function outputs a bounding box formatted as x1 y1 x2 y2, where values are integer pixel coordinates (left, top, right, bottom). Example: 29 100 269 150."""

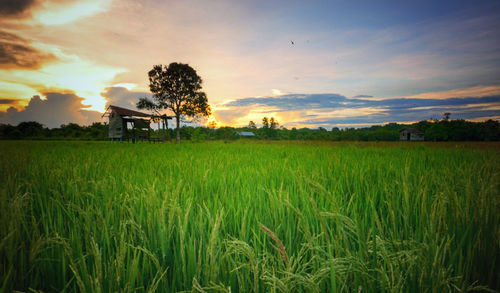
0 140 498 292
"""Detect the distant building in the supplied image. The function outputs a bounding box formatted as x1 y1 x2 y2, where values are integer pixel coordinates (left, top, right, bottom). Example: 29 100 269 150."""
102 105 172 142
236 131 256 137
400 128 424 141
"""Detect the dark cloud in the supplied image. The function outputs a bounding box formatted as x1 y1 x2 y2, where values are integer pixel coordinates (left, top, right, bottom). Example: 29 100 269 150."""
0 30 57 69
0 98 20 104
300 108 500 126
352 95 373 98
101 86 152 110
0 0 36 17
225 93 500 111
0 92 103 128
225 94 351 111
0 0 85 18
0 42 50 69
220 93 500 126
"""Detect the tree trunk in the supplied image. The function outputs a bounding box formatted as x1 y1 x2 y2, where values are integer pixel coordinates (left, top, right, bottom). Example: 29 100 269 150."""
176 115 180 144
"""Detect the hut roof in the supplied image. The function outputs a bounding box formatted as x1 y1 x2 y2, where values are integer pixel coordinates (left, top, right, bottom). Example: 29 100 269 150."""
106 105 151 117
237 131 256 136
102 105 173 119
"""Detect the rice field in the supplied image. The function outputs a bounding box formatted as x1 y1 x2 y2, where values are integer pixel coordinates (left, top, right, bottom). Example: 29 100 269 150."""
0 140 499 292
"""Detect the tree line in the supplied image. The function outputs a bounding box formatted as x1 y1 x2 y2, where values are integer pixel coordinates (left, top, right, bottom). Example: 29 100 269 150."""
0 122 108 140
1 118 499 141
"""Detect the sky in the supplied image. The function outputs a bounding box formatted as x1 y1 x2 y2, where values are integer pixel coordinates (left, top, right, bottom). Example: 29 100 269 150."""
0 0 499 128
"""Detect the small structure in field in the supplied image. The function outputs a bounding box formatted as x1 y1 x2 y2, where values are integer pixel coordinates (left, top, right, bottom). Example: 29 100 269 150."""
400 128 424 141
102 105 172 142
236 131 256 137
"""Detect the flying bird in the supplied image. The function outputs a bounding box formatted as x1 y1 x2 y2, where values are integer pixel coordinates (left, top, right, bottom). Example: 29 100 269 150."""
291 40 294 45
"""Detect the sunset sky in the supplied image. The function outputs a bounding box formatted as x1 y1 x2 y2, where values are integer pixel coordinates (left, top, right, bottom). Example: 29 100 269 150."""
1 0 499 128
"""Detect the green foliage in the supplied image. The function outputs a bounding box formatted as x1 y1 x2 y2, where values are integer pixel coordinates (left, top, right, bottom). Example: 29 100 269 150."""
189 127 207 143
214 127 237 141
0 122 108 140
0 141 499 292
16 121 44 137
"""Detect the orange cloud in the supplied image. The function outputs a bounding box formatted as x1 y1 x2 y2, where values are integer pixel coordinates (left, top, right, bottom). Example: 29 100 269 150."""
0 98 27 112
0 30 57 69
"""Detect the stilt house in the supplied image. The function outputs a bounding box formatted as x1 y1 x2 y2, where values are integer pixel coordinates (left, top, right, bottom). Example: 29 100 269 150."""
102 105 172 142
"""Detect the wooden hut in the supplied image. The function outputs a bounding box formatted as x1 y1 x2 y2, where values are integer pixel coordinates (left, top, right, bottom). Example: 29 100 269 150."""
399 128 424 141
102 105 172 142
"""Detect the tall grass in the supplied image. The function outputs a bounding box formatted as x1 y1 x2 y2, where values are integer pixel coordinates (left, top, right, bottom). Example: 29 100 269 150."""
0 141 498 292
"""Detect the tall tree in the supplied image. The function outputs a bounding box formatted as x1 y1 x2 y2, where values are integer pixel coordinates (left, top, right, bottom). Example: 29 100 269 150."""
262 117 269 128
137 63 211 143
269 117 279 129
